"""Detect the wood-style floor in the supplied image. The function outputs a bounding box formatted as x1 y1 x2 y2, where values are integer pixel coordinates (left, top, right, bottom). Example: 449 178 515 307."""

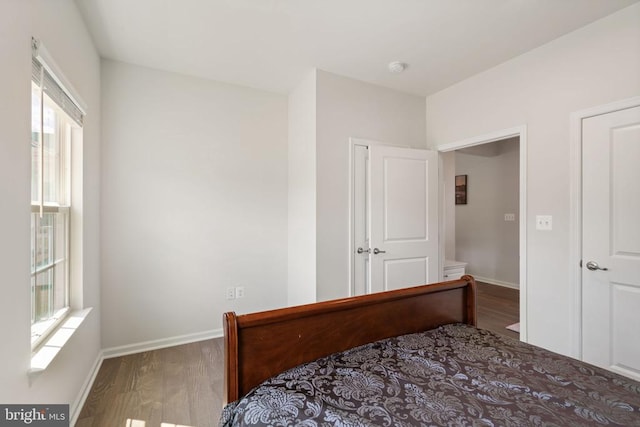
476 281 520 340
76 339 224 427
76 281 518 426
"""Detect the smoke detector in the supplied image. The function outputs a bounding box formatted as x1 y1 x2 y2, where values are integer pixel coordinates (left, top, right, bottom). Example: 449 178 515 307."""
388 61 407 73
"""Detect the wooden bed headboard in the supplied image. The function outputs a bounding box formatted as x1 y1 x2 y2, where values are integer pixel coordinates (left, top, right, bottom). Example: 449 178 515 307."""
223 275 477 404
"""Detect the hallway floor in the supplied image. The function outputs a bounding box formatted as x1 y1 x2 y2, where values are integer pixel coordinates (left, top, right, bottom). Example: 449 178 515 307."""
476 280 520 340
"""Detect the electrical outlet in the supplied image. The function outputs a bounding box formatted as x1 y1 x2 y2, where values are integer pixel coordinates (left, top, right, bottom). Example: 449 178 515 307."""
235 286 245 299
536 215 552 231
225 287 236 300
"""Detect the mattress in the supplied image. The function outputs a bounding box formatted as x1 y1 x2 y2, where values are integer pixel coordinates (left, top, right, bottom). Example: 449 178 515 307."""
220 323 640 426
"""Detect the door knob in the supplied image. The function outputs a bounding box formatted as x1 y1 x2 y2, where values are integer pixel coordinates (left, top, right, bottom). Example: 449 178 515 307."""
356 247 370 254
585 261 608 271
373 248 386 254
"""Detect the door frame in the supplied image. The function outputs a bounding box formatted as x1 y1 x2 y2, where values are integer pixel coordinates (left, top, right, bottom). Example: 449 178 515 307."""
436 125 528 342
348 138 411 296
569 96 640 359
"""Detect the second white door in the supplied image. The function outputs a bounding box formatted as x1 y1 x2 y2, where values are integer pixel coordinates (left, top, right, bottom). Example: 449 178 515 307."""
582 105 640 381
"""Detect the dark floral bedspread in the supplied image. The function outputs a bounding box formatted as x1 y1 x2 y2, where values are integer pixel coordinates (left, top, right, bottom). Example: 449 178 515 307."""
219 324 640 426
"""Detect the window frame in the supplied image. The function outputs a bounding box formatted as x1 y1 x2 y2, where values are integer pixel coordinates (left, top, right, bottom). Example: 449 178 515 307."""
30 57 82 351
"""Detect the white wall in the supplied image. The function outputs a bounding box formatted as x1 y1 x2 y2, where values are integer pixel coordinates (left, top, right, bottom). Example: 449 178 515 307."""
455 139 520 286
287 70 317 306
315 70 427 301
426 4 640 355
101 60 288 349
0 0 102 416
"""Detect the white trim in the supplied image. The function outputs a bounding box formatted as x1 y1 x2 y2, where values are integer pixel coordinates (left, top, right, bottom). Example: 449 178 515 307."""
29 308 93 373
30 307 70 350
438 154 444 282
436 126 524 152
102 328 224 359
569 96 640 359
70 351 104 426
471 275 519 290
435 125 528 343
348 138 367 296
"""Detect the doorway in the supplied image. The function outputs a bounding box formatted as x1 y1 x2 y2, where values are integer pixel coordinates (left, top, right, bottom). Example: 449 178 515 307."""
449 138 520 338
451 138 520 287
437 126 527 342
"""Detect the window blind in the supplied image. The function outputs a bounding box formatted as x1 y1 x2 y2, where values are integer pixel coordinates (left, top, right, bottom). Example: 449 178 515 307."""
32 54 84 127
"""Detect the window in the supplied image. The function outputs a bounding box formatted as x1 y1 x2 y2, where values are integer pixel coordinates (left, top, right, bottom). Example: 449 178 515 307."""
31 53 83 349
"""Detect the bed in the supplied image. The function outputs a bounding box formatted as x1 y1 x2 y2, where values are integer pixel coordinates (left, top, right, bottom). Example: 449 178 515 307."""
220 276 640 426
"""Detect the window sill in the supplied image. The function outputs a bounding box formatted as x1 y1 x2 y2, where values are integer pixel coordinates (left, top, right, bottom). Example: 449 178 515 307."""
30 307 93 374
31 307 70 349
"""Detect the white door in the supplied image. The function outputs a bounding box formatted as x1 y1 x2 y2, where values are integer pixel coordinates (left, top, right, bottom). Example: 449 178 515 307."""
582 105 640 381
368 145 439 293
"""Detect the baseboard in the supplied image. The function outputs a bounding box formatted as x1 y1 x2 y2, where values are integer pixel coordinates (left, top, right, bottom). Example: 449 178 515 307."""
70 350 104 426
102 328 224 359
472 275 519 290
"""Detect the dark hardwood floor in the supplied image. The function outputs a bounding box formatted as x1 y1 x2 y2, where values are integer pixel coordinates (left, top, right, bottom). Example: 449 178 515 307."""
476 281 520 340
76 281 518 426
76 339 224 427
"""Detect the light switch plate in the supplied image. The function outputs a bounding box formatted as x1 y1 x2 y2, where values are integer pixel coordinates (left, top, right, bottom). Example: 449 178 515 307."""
504 213 515 221
536 215 552 231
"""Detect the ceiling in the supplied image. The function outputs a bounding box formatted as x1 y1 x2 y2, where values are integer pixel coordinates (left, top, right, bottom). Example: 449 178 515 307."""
75 0 638 96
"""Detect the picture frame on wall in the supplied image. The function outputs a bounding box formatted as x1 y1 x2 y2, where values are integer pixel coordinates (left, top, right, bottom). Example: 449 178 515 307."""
455 174 467 205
